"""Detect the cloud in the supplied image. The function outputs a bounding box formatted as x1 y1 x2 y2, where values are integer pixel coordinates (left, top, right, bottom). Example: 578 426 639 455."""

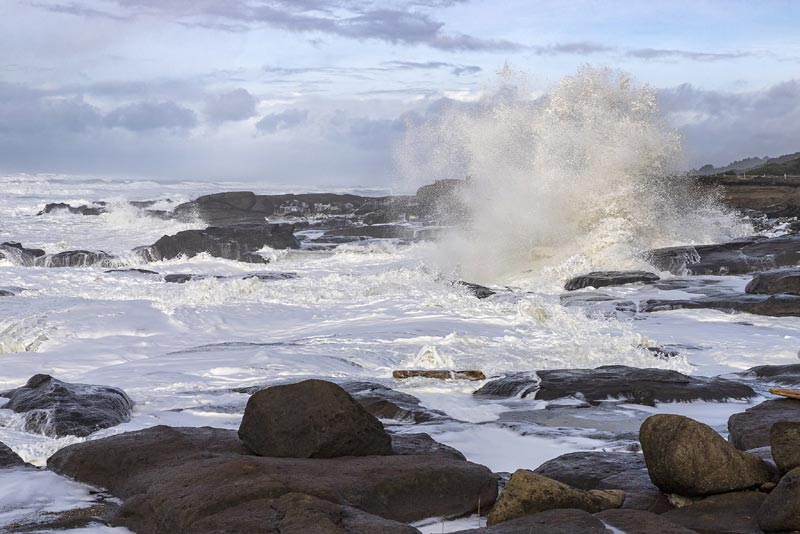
204 88 258 122
382 60 481 76
105 100 197 131
627 48 751 62
0 83 103 135
532 42 616 55
256 108 309 133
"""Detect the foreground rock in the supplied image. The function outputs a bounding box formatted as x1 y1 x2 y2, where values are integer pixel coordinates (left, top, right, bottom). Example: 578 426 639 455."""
455 509 609 533
661 491 766 534
564 271 659 291
728 399 800 450
746 267 800 295
487 470 624 525
137 223 299 263
474 365 755 406
758 466 800 533
771 422 800 474
534 452 671 513
595 509 697 534
641 293 800 317
0 374 133 437
238 380 392 458
647 234 800 275
640 414 771 496
48 425 497 529
0 441 25 468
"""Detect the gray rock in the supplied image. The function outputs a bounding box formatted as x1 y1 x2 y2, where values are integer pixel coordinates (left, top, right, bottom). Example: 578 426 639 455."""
0 242 46 266
640 414 772 496
728 399 800 450
35 250 115 268
37 202 105 216
341 381 448 424
238 379 393 458
758 466 800 533
640 293 800 317
454 509 609 533
0 441 25 468
487 470 624 525
746 267 800 295
771 422 800 474
1 374 133 438
735 363 800 386
390 433 466 461
564 271 659 291
595 509 697 534
474 366 755 406
661 491 766 534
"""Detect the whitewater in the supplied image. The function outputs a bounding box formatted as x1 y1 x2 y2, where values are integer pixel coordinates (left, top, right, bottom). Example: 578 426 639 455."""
1 69 798 532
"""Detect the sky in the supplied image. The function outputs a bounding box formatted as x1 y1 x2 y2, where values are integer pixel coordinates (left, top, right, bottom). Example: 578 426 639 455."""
1 0 799 186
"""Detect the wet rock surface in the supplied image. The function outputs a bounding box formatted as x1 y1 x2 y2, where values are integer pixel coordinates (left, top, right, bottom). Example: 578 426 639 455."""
341 382 448 424
1 374 133 438
37 250 116 268
641 293 800 317
454 509 609 533
661 491 766 534
728 399 800 450
37 202 106 216
238 379 393 458
735 363 800 386
474 365 755 406
162 271 298 283
47 425 498 529
640 414 772 496
564 271 660 291
746 267 800 295
0 441 25 468
757 466 800 533
392 370 486 381
0 242 46 265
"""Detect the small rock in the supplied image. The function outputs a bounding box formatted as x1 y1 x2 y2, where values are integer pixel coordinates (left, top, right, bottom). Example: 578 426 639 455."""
392 370 486 381
0 441 25 468
390 433 465 461
661 491 765 534
238 379 393 458
341 381 448 423
735 363 800 386
771 422 800 474
746 267 800 295
640 414 772 496
564 271 659 291
758 466 800 532
454 508 609 533
454 281 496 299
487 470 624 525
728 398 800 450
36 250 115 268
595 509 697 534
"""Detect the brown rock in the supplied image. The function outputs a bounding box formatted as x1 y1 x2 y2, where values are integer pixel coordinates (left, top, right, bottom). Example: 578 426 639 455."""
392 370 486 380
662 491 765 534
728 398 800 450
771 421 800 474
758 466 800 533
595 509 697 534
454 508 609 533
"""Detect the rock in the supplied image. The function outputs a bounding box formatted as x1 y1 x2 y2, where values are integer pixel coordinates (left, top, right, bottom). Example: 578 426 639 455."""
640 414 772 496
746 447 780 481
646 234 800 275
392 370 486 381
238 379 393 458
105 268 161 277
728 399 800 450
564 271 660 291
640 293 800 317
660 492 766 534
163 272 298 284
770 386 800 400
48 425 498 527
36 250 116 268
474 366 755 406
533 451 672 513
771 422 800 474
137 223 299 263
735 363 800 386
0 241 46 265
0 374 133 437
595 509 697 534
746 267 800 295
0 289 13 296
390 433 466 461
758 466 800 533
341 382 448 424
487 470 624 525
0 441 25 468
37 202 105 216
454 281 496 299
454 509 609 533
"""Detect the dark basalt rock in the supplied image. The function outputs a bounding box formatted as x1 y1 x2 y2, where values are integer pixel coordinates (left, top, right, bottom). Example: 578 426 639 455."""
595 509 697 534
758 466 800 533
0 441 25 468
564 271 660 291
533 451 672 513
0 289 13 296
640 414 772 496
454 281 496 299
238 379 393 458
137 223 300 263
735 363 800 386
390 433 466 461
453 509 609 534
0 242 46 266
646 234 800 276
47 425 498 528
37 202 106 216
163 272 298 284
770 422 800 474
661 491 766 534
746 267 800 295
341 382 448 424
392 370 486 381
640 293 800 317
105 268 162 278
474 365 756 406
1 374 133 438
35 250 116 268
728 399 800 450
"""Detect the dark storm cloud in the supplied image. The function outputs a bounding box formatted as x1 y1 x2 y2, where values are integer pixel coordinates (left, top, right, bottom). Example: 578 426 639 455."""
204 88 258 122
0 82 103 134
256 108 309 133
105 100 198 131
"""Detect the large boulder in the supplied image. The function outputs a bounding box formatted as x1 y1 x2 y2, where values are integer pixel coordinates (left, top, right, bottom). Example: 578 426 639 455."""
47 425 498 529
454 509 609 533
487 470 624 525
771 422 800 474
534 452 671 513
564 271 659 291
758 466 800 533
660 491 766 534
639 414 772 496
640 293 800 317
0 374 133 438
746 267 800 295
0 441 25 468
474 366 755 406
238 380 392 458
137 223 299 263
595 509 698 534
728 398 800 450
